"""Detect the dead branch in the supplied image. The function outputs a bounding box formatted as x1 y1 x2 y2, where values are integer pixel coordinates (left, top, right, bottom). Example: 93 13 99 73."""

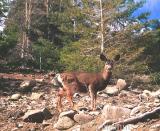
97 120 115 131
113 106 160 127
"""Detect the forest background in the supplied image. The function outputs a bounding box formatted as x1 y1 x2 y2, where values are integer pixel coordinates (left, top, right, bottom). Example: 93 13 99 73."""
0 0 160 90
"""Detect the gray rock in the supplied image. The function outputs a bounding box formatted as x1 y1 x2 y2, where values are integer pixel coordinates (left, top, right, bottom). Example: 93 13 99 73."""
74 113 94 124
118 90 128 98
32 86 39 91
105 86 119 95
73 93 81 98
151 89 160 98
20 80 36 87
143 90 152 96
22 108 52 123
78 107 90 112
10 94 21 101
28 128 37 131
30 92 44 100
42 108 52 119
140 89 160 100
16 123 23 128
97 91 109 98
59 110 77 119
130 106 143 116
54 116 75 130
89 111 100 116
35 78 44 82
20 80 36 91
102 105 131 121
116 79 127 91
154 98 160 103
11 128 19 131
123 104 137 109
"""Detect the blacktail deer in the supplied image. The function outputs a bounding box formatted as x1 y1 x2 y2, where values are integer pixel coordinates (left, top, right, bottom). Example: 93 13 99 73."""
52 53 120 112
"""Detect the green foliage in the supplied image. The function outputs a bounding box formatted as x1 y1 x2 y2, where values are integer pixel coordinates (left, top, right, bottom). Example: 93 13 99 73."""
151 72 160 85
60 41 103 72
137 12 150 21
0 24 18 57
32 38 60 70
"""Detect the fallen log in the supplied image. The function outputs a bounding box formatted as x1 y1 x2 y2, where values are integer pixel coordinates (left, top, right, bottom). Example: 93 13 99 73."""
98 107 160 130
97 120 115 131
113 106 160 127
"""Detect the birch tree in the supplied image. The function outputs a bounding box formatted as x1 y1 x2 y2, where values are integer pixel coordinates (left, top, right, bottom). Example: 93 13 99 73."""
21 0 32 59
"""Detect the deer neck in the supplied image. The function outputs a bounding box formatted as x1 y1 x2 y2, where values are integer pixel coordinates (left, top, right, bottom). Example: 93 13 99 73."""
101 69 112 81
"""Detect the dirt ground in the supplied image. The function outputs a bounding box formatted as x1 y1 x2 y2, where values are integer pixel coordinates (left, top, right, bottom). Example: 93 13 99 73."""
0 72 160 131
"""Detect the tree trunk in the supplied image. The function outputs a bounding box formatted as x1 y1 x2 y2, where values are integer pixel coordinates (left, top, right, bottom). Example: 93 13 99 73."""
99 0 104 53
44 0 49 17
21 0 32 60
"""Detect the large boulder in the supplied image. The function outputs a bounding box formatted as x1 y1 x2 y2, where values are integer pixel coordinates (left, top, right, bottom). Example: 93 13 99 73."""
102 105 131 121
59 110 77 119
10 93 21 101
30 92 44 100
22 108 52 123
130 106 143 116
74 112 94 124
54 116 75 130
105 86 119 95
116 79 127 91
151 89 160 98
20 80 36 92
104 79 127 95
140 89 160 101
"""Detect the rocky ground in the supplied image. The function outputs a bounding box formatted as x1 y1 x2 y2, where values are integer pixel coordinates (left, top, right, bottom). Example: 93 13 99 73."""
0 72 160 131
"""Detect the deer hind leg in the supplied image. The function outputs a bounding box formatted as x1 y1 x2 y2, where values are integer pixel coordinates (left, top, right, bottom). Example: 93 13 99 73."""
57 88 65 112
66 88 74 109
89 85 97 111
92 91 97 111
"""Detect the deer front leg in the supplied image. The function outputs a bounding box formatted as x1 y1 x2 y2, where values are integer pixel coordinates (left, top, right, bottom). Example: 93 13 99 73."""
89 85 97 111
66 88 74 109
57 88 65 112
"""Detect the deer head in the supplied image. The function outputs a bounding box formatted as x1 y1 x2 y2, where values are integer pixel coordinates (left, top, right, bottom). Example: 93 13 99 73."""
100 53 120 72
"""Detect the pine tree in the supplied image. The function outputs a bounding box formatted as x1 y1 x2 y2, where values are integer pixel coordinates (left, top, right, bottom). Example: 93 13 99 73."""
2 0 160 89
59 0 146 71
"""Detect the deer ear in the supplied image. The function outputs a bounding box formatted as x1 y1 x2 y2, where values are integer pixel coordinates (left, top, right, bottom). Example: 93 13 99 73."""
113 54 120 61
100 53 108 62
